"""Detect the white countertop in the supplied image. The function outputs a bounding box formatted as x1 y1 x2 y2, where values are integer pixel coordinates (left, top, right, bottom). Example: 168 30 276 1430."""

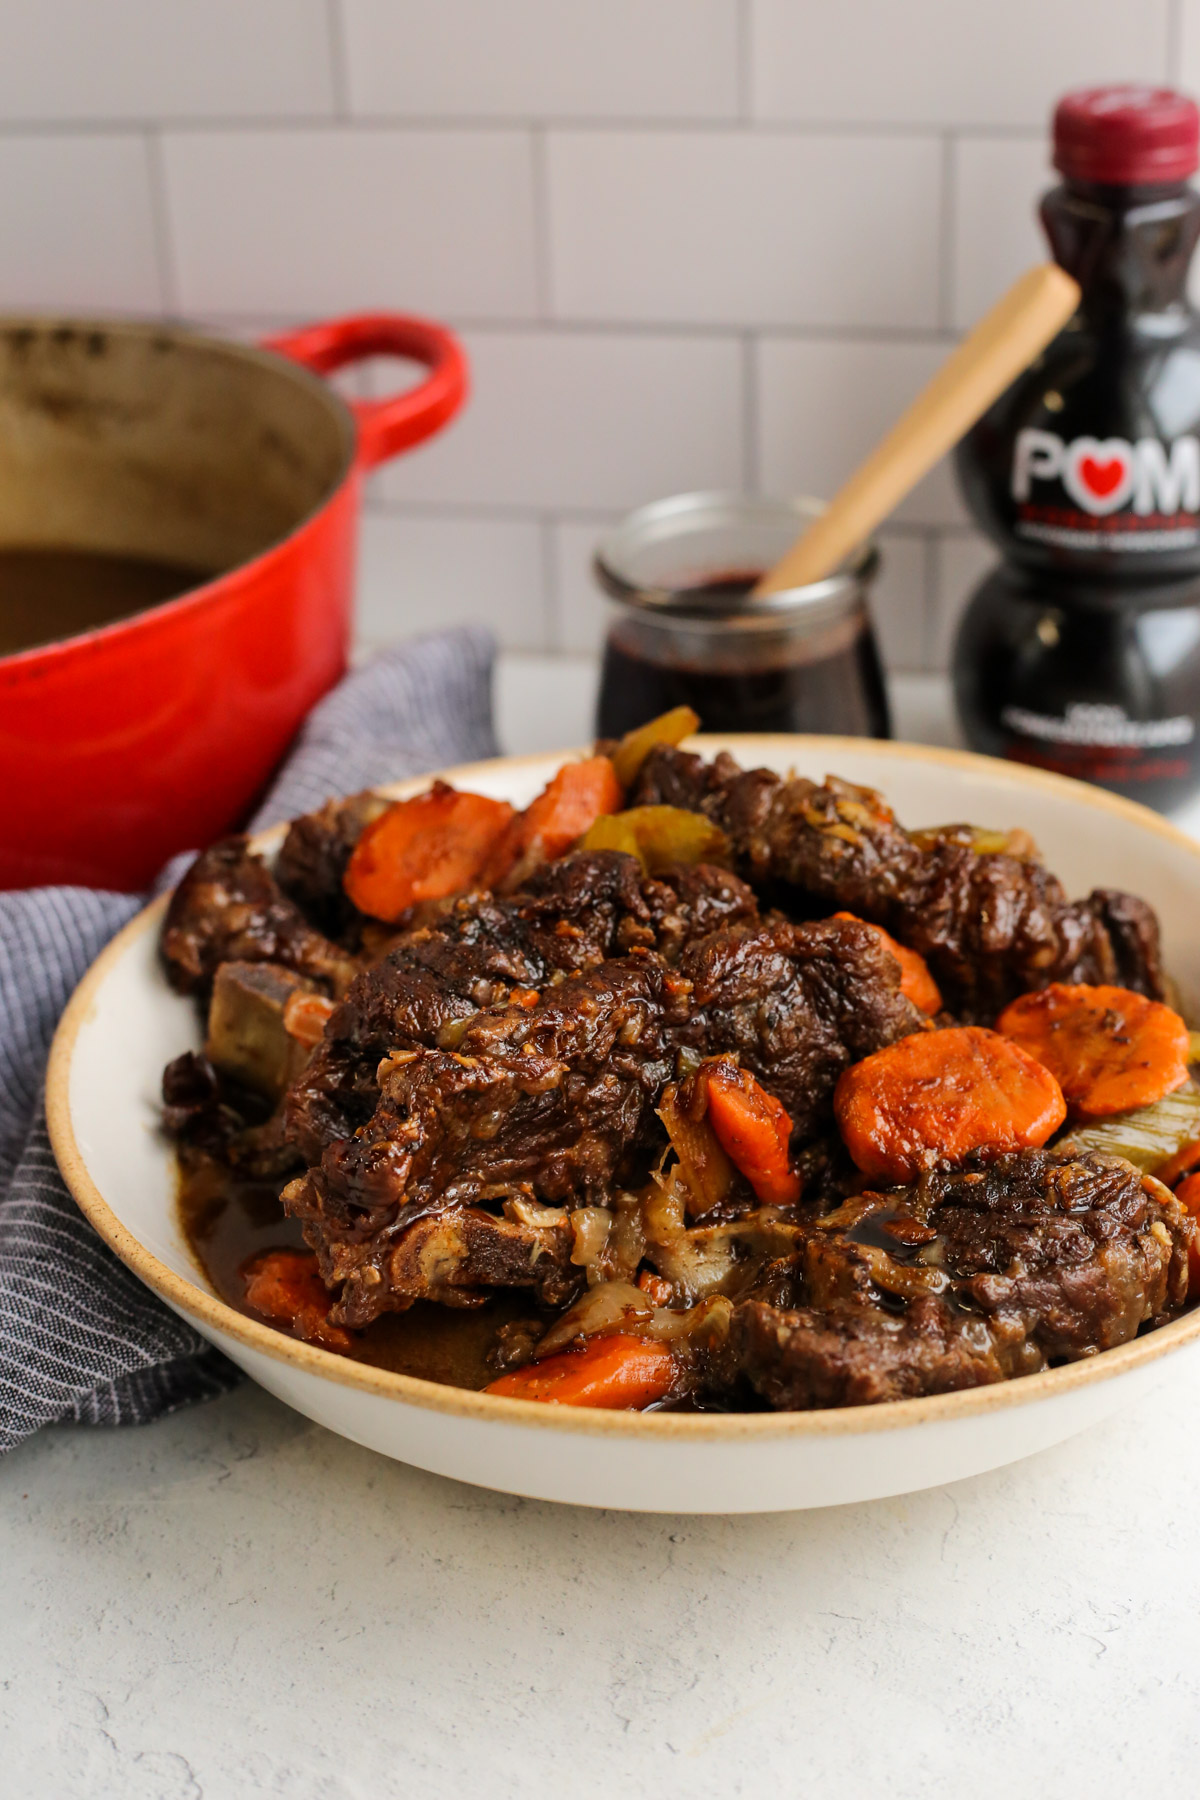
5 660 1200 1798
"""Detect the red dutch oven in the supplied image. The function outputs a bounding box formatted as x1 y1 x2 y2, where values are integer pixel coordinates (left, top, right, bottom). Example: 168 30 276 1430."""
0 313 468 890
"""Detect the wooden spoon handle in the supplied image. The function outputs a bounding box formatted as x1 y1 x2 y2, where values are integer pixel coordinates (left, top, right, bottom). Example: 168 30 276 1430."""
753 263 1082 597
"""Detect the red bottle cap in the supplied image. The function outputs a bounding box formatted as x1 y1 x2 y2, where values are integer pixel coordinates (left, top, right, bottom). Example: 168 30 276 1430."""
1053 86 1199 186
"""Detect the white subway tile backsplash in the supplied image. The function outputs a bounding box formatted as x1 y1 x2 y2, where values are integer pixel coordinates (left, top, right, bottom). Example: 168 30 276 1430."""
756 337 967 526
162 129 538 317
951 137 1052 331
751 0 1170 128
0 134 161 311
375 330 744 510
343 0 739 120
871 533 928 672
354 511 548 650
1180 1 1200 99
547 131 942 328
0 0 335 122
551 517 619 653
0 0 1167 679
929 529 1000 669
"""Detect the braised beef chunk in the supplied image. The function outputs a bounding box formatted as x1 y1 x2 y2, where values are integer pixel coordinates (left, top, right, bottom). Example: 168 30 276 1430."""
286 913 923 1326
731 1297 1005 1408
287 852 757 1162
629 745 1165 1016
723 1150 1190 1408
275 792 390 940
161 1049 302 1179
677 914 925 1139
285 954 674 1325
162 837 359 999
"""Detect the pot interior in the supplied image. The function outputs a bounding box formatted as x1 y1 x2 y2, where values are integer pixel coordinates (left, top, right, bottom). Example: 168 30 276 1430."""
0 319 354 653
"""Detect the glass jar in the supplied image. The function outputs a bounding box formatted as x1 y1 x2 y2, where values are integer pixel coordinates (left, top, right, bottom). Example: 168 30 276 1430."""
593 492 891 740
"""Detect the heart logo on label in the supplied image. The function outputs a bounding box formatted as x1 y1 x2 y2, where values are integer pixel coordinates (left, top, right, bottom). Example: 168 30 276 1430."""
1062 437 1135 514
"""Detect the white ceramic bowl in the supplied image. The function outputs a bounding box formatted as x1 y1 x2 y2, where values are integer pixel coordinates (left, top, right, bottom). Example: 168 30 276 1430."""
47 736 1200 1513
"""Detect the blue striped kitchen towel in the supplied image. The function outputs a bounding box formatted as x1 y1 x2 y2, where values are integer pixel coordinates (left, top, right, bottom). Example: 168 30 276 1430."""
0 628 498 1453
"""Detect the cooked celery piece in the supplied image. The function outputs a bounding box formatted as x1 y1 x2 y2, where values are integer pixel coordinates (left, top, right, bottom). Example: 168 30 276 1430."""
1058 1080 1200 1174
610 706 700 789
580 805 730 873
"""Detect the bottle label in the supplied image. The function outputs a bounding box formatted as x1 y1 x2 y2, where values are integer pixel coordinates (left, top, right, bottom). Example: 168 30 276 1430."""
1000 699 1196 787
1010 429 1200 552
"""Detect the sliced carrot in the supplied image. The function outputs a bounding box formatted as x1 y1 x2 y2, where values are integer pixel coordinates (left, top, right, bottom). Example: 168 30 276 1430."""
242 1249 352 1353
833 912 942 1014
1173 1172 1200 1297
1158 1137 1200 1189
483 1332 676 1409
482 755 623 889
703 1060 802 1206
996 983 1190 1121
343 782 515 922
834 1024 1066 1183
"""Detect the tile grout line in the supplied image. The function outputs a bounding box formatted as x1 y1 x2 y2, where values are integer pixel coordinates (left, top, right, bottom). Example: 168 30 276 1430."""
736 0 753 123
540 515 560 651
142 127 179 316
0 114 1049 140
921 530 940 673
937 131 957 333
192 312 964 345
362 497 957 533
530 126 553 322
325 0 351 120
1167 0 1184 81
741 333 760 493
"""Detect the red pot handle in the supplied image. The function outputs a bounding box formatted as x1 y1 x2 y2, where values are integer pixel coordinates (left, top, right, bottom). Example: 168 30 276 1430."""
262 312 468 470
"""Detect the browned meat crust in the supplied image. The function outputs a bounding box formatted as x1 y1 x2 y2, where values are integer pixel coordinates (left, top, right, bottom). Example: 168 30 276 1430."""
161 837 359 999
629 745 1165 1018
285 915 924 1326
274 791 391 941
725 1150 1190 1408
287 851 758 1164
676 913 925 1139
286 953 674 1325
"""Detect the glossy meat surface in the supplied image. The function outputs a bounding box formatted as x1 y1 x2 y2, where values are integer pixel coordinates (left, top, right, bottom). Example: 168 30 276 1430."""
725 1150 1190 1408
286 913 923 1326
287 851 757 1163
630 746 1165 1018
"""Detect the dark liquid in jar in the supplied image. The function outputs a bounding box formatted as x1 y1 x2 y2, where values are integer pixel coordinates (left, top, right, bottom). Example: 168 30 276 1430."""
0 546 214 656
596 574 891 740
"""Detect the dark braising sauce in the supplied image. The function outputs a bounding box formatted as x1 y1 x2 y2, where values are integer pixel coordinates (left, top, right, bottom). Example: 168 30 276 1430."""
596 574 891 739
177 1153 528 1390
0 546 214 656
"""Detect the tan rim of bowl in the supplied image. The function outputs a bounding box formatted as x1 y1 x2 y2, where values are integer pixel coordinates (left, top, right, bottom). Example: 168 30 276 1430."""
44 734 1200 1441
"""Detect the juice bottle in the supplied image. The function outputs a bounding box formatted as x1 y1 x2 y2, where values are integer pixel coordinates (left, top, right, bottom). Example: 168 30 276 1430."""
954 85 1200 808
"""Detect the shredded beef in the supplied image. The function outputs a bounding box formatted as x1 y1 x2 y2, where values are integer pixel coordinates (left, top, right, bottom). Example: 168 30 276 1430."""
629 745 1165 1018
723 1150 1190 1408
